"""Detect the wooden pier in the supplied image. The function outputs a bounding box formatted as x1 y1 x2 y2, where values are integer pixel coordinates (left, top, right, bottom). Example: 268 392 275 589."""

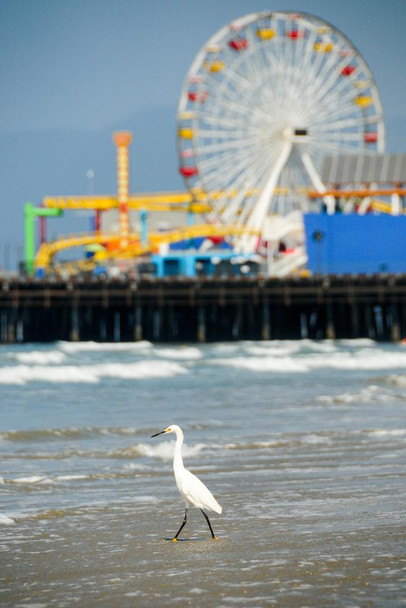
1 275 406 343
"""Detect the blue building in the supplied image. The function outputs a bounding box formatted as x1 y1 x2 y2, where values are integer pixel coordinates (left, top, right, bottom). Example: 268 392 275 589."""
305 213 406 274
151 251 258 278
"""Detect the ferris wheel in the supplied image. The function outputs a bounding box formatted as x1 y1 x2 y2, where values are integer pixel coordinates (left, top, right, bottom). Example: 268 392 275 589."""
177 11 385 246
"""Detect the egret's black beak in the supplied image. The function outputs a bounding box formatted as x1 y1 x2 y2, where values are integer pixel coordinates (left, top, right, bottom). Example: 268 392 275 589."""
151 430 166 438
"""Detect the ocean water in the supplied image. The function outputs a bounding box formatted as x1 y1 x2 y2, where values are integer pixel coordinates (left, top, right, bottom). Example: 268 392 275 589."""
0 339 405 607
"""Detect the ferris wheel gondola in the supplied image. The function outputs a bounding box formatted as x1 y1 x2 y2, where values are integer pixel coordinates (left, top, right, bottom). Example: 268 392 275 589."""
177 11 385 250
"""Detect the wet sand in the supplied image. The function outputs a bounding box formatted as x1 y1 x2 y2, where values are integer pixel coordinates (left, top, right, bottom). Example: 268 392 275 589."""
1 496 405 607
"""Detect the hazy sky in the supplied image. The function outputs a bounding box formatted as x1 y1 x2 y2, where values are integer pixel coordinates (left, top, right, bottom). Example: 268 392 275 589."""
0 0 405 267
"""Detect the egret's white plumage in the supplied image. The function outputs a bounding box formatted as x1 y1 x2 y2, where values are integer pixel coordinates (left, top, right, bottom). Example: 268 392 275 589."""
151 424 222 540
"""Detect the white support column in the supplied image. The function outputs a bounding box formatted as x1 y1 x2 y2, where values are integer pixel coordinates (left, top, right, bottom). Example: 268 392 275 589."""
247 140 292 231
300 151 335 214
391 192 401 215
358 197 371 215
239 140 292 253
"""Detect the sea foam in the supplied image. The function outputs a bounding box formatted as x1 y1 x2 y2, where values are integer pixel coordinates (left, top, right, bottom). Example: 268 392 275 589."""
0 360 187 384
15 351 67 365
9 475 49 484
213 347 406 373
154 346 203 360
317 384 391 405
58 340 153 353
215 356 308 373
135 440 205 461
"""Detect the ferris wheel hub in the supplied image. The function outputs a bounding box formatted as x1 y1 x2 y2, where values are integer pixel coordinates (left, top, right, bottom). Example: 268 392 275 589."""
282 126 309 144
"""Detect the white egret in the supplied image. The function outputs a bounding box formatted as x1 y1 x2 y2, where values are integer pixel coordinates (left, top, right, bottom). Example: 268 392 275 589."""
151 424 222 541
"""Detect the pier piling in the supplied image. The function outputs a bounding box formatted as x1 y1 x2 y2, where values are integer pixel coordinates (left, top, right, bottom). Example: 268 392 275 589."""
2 275 406 343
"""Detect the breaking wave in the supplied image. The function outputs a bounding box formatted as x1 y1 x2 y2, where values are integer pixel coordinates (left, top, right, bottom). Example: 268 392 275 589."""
0 426 144 442
134 440 206 461
0 360 187 385
214 348 406 373
58 340 153 353
15 351 67 365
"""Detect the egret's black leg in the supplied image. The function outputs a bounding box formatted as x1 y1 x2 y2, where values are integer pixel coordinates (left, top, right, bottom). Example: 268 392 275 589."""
173 508 188 541
200 509 217 539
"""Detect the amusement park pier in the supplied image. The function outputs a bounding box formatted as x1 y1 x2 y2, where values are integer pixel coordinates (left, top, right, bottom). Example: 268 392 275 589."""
3 10 406 344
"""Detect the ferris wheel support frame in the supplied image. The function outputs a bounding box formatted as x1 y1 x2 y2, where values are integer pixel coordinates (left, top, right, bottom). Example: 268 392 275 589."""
240 139 292 253
177 10 386 254
299 151 336 214
239 138 338 253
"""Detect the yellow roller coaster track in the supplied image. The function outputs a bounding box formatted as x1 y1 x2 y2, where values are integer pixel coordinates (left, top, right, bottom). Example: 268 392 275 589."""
42 186 295 212
35 224 260 269
43 193 211 213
